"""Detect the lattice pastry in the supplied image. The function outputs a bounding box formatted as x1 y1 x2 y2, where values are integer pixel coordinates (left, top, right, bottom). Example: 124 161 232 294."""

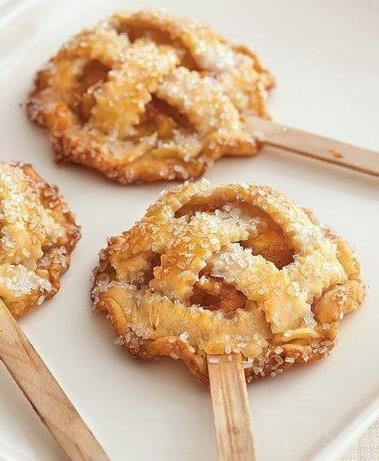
27 10 274 184
0 162 80 317
92 181 365 383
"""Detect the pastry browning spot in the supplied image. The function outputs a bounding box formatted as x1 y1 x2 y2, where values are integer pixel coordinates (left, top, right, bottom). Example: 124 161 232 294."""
329 149 343 159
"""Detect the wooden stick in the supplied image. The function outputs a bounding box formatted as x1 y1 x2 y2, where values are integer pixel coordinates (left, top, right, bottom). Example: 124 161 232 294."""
246 116 379 177
0 299 109 461
208 353 256 461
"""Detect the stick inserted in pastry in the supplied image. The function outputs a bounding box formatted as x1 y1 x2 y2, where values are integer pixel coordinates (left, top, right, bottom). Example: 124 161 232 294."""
27 10 274 184
208 353 256 461
246 116 379 177
92 179 365 459
0 161 108 460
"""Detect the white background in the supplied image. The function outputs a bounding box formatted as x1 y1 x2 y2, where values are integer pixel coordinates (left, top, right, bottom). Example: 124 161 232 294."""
0 1 378 460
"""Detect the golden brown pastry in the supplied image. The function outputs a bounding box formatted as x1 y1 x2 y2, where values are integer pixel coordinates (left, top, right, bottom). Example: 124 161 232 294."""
27 10 274 184
91 181 365 384
0 162 80 317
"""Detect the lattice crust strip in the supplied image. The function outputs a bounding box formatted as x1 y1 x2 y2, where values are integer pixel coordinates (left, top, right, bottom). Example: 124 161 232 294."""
0 162 80 317
92 181 365 383
27 10 274 184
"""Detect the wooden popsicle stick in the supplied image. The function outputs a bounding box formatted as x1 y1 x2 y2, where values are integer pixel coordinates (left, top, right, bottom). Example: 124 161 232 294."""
246 115 379 177
208 353 256 461
0 299 109 461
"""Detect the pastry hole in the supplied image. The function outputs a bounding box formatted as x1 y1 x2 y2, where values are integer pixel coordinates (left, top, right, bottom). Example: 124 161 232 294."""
115 24 198 70
191 270 247 315
150 96 194 131
130 96 195 141
75 60 110 122
141 252 162 286
175 198 253 218
78 60 110 91
241 230 294 269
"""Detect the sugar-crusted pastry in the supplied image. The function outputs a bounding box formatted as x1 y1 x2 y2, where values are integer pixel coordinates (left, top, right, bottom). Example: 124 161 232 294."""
27 10 274 184
91 181 365 383
0 162 80 317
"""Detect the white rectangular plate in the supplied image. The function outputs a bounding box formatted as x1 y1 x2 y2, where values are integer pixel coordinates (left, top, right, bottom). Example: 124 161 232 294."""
0 1 378 460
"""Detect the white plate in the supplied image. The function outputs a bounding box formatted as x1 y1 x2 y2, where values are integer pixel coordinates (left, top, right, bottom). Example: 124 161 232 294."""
0 1 378 460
